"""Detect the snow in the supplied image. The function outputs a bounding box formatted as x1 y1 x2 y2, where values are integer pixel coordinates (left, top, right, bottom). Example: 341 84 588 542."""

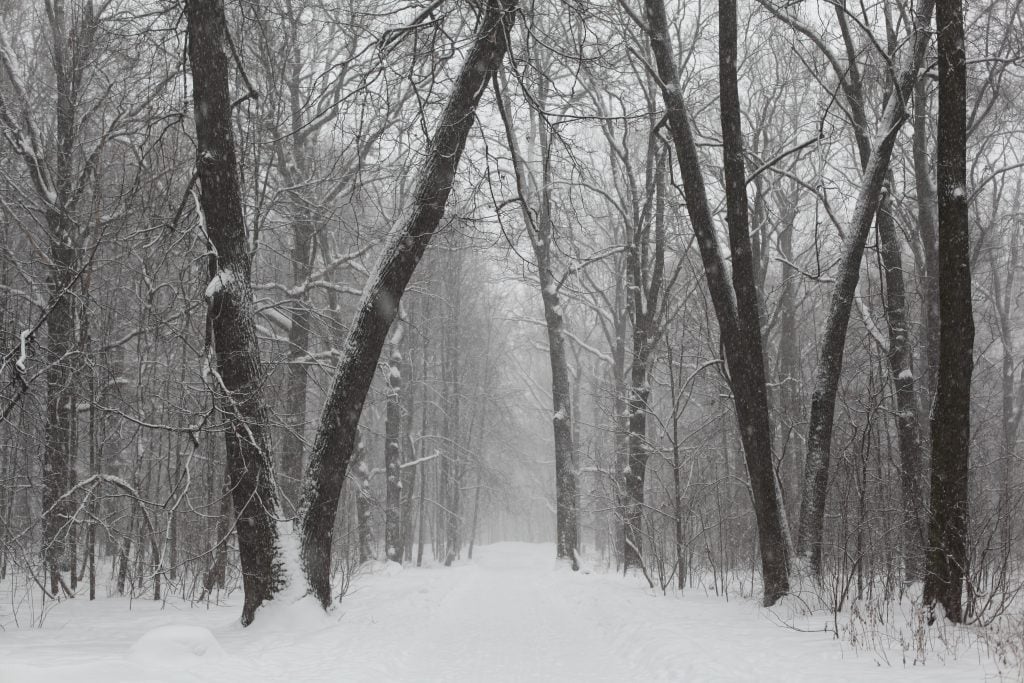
14 328 30 373
897 368 914 380
204 269 236 299
0 543 1007 682
128 625 226 663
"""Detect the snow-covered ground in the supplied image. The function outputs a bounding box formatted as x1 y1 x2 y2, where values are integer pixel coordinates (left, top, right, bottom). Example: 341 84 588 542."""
0 543 1011 681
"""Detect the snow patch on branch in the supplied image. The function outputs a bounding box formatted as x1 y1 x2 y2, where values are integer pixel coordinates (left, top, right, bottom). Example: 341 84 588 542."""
204 268 237 300
14 328 30 373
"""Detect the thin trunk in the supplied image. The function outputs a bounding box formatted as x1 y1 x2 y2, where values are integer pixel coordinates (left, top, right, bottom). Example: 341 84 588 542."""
354 434 373 564
913 80 940 412
797 0 935 572
385 335 403 563
468 474 482 560
878 202 927 580
280 212 315 510
496 73 579 568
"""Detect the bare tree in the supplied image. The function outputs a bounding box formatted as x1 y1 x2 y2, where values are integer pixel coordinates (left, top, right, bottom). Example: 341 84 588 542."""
924 0 974 623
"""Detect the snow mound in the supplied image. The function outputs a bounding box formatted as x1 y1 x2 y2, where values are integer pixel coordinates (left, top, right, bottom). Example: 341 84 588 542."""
129 625 225 662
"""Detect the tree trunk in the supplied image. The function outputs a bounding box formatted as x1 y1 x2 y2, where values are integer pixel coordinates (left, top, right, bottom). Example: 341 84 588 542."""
354 434 373 564
43 217 76 594
924 0 973 623
298 0 517 607
186 0 291 626
384 334 403 564
797 0 934 572
878 201 927 581
913 79 940 413
496 73 579 568
642 0 792 604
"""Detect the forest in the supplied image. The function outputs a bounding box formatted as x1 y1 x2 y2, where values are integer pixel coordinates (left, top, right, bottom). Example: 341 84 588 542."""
0 0 1020 679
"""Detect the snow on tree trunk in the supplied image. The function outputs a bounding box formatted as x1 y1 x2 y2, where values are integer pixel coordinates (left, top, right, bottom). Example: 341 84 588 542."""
297 0 517 607
924 0 973 623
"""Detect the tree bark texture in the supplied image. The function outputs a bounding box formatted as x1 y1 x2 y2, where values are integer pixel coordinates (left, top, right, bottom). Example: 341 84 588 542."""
924 0 974 623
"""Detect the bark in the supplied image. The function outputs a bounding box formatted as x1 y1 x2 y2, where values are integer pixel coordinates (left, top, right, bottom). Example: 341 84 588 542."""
186 0 289 626
298 0 517 607
796 0 935 572
924 0 974 623
642 0 791 604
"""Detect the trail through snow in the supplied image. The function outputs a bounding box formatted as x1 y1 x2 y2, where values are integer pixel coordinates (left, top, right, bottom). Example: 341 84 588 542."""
0 543 1004 681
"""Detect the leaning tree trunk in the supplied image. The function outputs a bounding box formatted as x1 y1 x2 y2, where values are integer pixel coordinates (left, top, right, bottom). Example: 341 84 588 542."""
826 10 929 580
924 0 973 623
642 0 791 604
796 0 934 573
186 0 291 626
298 0 517 608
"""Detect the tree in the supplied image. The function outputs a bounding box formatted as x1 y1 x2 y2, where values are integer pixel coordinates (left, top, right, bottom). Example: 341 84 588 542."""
787 0 935 573
296 0 518 608
634 0 792 604
924 0 974 623
495 57 579 569
187 0 517 621
186 0 291 625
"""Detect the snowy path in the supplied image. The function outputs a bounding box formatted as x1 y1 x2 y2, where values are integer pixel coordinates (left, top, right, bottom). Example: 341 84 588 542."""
0 543 1004 682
